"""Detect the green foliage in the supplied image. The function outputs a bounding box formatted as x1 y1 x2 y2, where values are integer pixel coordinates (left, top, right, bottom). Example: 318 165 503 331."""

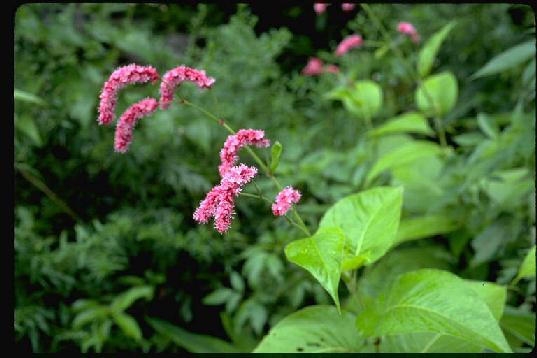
472 40 536 79
417 21 456 77
368 112 434 137
415 71 458 116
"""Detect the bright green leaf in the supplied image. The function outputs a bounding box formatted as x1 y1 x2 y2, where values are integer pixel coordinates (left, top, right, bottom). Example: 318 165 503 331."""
329 81 383 120
513 246 536 284
471 41 536 79
318 186 403 268
112 312 142 341
254 306 368 353
110 285 154 312
356 269 512 353
270 141 283 173
366 141 443 184
14 89 47 106
285 228 346 310
395 215 459 244
72 306 109 328
369 112 434 137
418 21 456 77
416 72 458 117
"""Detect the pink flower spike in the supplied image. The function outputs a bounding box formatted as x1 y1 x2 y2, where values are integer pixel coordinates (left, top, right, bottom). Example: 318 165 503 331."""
314 3 329 15
302 57 325 76
114 98 159 153
98 64 160 126
159 65 216 110
324 64 340 74
341 3 355 11
272 186 301 216
397 22 420 43
335 34 363 56
193 164 258 234
218 129 270 177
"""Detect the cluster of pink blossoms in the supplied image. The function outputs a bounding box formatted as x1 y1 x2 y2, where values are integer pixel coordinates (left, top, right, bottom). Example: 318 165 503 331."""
272 187 302 216
313 3 356 14
97 64 215 152
335 34 363 56
219 129 270 177
302 57 339 76
397 21 420 43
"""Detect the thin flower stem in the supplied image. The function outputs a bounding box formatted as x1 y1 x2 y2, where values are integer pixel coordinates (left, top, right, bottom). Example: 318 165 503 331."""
360 4 448 148
182 99 312 237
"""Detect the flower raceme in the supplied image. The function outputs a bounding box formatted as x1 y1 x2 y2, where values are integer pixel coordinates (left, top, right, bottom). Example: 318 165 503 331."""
193 164 258 234
98 64 160 126
159 66 216 110
218 129 270 177
397 21 420 43
335 34 363 56
272 187 302 216
114 98 159 153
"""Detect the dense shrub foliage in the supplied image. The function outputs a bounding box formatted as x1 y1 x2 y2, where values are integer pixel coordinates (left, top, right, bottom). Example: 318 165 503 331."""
15 3 535 353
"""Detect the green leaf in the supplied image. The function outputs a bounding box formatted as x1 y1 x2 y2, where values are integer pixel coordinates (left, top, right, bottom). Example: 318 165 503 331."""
500 306 536 347
15 115 42 146
395 215 459 244
230 271 244 292
110 285 154 312
203 288 234 305
471 41 536 79
513 246 536 284
147 317 239 353
417 21 456 77
284 228 346 310
112 312 142 341
254 306 367 353
14 89 47 106
416 72 458 117
356 269 512 353
72 306 109 328
366 141 443 184
464 280 506 321
270 141 283 173
328 81 383 120
477 113 499 139
318 186 403 269
369 112 434 137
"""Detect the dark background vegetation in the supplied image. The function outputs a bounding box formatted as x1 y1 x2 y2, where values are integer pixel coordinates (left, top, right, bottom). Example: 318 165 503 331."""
14 3 535 352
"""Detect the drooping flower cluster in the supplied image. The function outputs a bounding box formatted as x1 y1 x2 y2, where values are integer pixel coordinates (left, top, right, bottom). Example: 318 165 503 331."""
218 129 270 177
114 98 159 153
397 21 420 43
272 186 302 216
335 34 363 56
193 164 258 233
302 57 340 76
98 64 160 126
159 66 216 110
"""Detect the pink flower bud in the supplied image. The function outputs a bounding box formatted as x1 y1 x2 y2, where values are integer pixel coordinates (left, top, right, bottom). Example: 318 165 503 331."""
302 57 325 76
113 98 159 153
98 64 160 125
314 3 329 15
272 186 301 216
335 34 363 56
219 129 270 177
342 3 355 11
159 65 215 110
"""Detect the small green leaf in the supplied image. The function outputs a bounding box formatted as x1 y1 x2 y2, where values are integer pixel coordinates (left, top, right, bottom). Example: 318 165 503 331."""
270 141 283 173
203 288 234 305
356 269 512 353
112 312 142 341
230 272 244 292
477 113 499 139
110 285 154 312
318 186 404 268
72 306 109 328
369 112 434 137
147 317 240 353
284 228 346 310
254 306 367 353
416 72 458 117
14 89 47 106
513 245 536 284
395 215 459 244
349 80 383 119
471 41 536 79
366 141 443 184
418 21 456 77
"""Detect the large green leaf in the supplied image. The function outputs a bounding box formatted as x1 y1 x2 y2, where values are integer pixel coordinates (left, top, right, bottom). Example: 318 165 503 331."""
284 228 346 310
513 245 536 284
318 187 403 270
366 141 443 184
356 269 512 353
147 317 239 353
395 215 459 244
417 21 456 77
254 306 368 353
369 112 434 137
416 72 458 117
471 40 536 79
